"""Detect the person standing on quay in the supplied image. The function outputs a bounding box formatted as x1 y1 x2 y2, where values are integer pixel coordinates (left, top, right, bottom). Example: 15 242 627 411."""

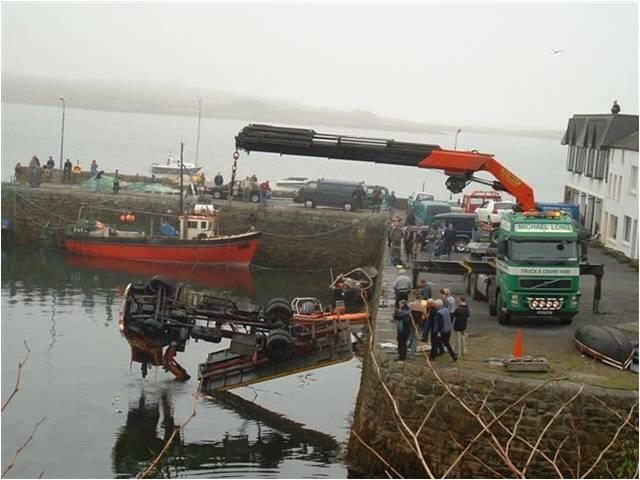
452 296 470 356
393 300 412 362
430 299 457 361
392 269 412 309
113 170 120 194
63 158 72 183
408 292 426 358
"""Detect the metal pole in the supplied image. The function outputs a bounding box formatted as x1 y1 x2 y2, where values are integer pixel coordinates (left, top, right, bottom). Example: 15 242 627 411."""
454 128 462 150
179 142 184 217
59 97 66 170
195 99 202 167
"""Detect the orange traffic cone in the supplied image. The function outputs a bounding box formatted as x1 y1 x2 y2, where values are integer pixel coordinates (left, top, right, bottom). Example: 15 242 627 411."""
513 329 524 359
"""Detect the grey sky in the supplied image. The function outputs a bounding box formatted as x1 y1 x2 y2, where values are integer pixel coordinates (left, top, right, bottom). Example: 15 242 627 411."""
2 1 638 129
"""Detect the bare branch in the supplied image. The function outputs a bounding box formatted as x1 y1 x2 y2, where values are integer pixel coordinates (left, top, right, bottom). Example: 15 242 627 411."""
351 428 403 479
365 313 435 478
2 340 31 413
522 385 584 476
580 401 638 479
441 375 565 478
2 416 47 478
416 392 447 437
448 430 506 479
584 393 639 433
506 404 525 456
485 404 564 478
138 382 202 478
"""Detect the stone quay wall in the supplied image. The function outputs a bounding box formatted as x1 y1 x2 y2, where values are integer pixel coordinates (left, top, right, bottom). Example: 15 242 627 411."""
1 185 387 270
347 353 638 478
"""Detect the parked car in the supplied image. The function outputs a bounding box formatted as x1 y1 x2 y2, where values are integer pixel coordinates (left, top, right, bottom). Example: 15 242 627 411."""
408 192 435 210
294 179 363 211
201 181 262 203
461 190 502 213
411 200 451 225
475 200 515 224
431 212 478 252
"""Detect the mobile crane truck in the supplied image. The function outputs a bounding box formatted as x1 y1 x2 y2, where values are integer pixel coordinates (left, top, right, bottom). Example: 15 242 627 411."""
234 124 603 326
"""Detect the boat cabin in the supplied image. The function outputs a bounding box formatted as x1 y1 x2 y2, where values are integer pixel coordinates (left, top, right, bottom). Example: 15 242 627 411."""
178 207 219 240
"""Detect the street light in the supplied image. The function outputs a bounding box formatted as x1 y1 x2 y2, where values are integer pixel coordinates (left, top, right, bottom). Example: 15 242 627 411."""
454 128 462 150
59 96 65 170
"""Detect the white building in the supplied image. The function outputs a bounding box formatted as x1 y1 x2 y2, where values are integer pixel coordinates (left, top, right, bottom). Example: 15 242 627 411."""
562 113 639 259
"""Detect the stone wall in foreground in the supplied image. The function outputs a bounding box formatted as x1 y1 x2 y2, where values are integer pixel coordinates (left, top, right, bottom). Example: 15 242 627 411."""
1 185 386 270
347 355 638 478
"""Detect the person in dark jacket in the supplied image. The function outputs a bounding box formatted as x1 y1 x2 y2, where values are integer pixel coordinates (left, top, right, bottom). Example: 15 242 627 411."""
214 172 224 186
611 100 621 114
452 296 470 356
394 300 412 361
443 223 457 258
422 298 436 345
430 299 458 361
63 158 72 183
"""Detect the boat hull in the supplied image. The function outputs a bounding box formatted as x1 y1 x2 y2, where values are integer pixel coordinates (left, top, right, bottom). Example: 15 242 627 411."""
151 165 202 175
64 231 261 266
574 325 634 370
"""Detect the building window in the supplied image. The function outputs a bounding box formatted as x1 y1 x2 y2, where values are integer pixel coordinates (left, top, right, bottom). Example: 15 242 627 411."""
585 148 595 177
594 150 607 180
187 221 198 228
617 175 622 201
608 214 618 240
624 216 632 242
630 165 638 195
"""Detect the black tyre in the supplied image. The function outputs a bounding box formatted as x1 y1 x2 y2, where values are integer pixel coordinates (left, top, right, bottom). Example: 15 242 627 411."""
560 316 573 325
250 193 260 203
472 276 484 301
213 190 223 199
464 273 472 295
488 289 497 316
129 282 147 295
146 275 177 296
454 238 469 253
497 291 510 325
343 202 353 212
304 199 314 208
265 329 295 361
489 228 499 246
265 297 292 328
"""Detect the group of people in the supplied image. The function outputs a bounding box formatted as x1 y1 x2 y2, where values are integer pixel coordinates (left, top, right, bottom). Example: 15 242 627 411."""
369 186 397 213
392 270 470 362
387 216 458 267
240 174 271 207
14 155 58 186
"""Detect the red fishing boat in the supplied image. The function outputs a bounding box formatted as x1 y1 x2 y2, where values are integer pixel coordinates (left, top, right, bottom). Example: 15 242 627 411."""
64 205 261 266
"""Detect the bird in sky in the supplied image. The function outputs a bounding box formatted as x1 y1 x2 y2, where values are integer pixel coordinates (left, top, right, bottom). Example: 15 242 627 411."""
551 48 565 54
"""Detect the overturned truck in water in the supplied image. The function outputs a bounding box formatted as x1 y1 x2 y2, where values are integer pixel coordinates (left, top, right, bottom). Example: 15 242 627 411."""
119 268 376 391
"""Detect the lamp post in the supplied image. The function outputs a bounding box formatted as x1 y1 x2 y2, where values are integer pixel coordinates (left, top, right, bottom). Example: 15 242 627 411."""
59 97 66 170
454 128 462 150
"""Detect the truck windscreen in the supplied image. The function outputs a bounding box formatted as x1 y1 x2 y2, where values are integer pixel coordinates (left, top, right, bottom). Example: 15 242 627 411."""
510 240 578 263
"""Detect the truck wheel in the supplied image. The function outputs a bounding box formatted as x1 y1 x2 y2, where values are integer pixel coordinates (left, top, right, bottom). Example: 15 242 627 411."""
464 273 472 295
343 202 353 212
265 329 295 361
497 291 510 325
560 316 573 325
146 275 177 297
265 297 292 328
304 199 314 208
250 193 260 203
472 276 484 301
454 238 469 253
213 190 222 199
489 228 499 246
488 292 497 316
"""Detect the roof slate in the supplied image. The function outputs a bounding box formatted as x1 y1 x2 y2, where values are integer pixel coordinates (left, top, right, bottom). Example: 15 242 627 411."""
561 114 639 151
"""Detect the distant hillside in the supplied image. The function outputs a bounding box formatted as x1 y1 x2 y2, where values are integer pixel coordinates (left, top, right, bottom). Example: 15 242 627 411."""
1 74 563 140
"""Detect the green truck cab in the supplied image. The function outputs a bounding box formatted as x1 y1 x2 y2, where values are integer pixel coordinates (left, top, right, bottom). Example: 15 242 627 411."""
487 211 580 325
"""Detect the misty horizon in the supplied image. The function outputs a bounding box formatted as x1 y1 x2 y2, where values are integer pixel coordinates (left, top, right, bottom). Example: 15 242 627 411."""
2 2 637 133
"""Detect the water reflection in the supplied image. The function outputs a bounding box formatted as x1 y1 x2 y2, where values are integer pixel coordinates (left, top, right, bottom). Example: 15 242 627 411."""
112 389 339 478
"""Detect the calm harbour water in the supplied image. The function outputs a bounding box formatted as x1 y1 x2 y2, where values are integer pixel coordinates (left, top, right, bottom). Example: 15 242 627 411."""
1 102 567 478
1 247 361 478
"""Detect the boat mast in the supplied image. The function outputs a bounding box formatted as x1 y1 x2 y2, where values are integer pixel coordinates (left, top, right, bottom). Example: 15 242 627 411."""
195 98 202 167
179 142 185 219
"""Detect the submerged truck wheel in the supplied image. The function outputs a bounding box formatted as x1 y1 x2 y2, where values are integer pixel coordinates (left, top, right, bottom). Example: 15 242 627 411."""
146 275 177 297
265 329 295 361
